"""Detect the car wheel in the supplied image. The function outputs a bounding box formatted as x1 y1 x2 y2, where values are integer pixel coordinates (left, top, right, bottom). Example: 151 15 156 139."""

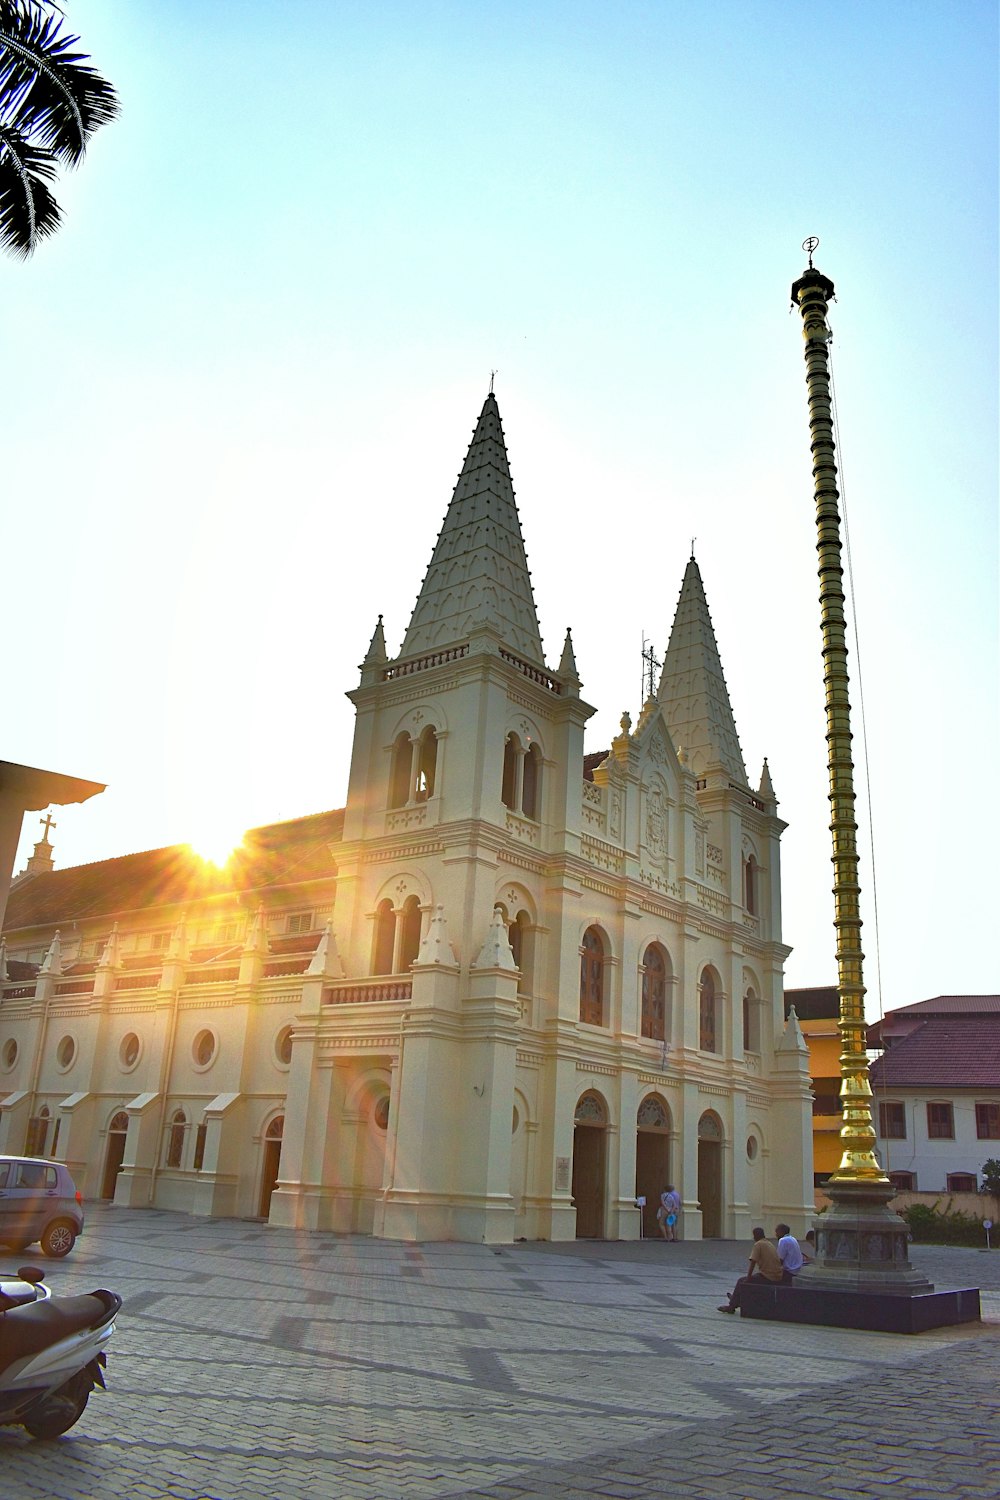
40 1221 76 1258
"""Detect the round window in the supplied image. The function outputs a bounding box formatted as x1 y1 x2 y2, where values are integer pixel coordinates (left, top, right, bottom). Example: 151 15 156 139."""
373 1096 390 1130
747 1135 759 1161
56 1034 76 1070
275 1026 293 1067
120 1032 141 1070
192 1030 217 1068
2 1038 18 1070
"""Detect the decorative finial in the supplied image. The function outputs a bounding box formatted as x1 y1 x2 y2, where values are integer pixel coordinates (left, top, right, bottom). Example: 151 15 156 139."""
690 537 696 559
620 710 632 736
489 369 496 394
39 811 56 842
802 235 819 269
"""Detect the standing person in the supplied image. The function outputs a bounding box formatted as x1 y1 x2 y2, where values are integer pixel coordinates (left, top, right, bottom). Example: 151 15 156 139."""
657 1184 681 1241
718 1227 782 1313
776 1223 804 1281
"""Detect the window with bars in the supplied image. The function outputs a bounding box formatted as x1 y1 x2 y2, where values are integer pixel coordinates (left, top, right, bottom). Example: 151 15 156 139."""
879 1101 906 1139
926 1101 954 1139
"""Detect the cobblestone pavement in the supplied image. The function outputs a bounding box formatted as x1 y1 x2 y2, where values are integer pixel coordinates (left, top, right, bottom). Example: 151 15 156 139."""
1 1207 997 1500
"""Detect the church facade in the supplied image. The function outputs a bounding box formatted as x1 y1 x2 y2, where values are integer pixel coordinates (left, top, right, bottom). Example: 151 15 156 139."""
0 395 813 1243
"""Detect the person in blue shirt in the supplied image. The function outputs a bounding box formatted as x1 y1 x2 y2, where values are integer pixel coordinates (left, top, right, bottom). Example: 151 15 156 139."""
775 1223 804 1281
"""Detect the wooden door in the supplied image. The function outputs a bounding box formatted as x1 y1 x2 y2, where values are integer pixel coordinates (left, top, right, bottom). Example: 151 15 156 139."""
572 1126 606 1238
259 1137 282 1218
635 1131 668 1236
697 1139 722 1237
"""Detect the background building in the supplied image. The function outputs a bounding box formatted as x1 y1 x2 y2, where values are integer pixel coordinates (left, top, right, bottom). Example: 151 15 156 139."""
784 985 841 1188
1 396 814 1243
868 996 1000 1193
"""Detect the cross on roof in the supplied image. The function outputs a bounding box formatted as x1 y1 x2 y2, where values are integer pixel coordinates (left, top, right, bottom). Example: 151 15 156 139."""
39 811 57 841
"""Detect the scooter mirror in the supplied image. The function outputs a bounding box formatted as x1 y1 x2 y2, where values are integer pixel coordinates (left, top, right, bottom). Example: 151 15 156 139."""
16 1266 45 1284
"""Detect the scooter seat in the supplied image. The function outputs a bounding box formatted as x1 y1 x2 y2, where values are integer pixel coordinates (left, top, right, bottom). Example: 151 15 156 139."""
0 1293 112 1377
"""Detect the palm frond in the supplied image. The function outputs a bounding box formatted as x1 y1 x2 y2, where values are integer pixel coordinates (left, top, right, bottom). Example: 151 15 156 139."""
0 1 119 166
0 119 60 254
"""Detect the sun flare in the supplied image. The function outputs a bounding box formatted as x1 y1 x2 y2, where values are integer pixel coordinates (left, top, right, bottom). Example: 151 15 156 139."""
189 829 245 870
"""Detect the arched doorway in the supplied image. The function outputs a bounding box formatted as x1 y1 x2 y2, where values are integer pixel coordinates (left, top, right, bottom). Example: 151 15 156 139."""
697 1111 724 1237
635 1095 671 1237
572 1092 608 1238
259 1115 284 1219
101 1111 129 1199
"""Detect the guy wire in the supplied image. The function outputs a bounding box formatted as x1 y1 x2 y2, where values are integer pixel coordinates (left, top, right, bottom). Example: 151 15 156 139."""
827 341 888 1157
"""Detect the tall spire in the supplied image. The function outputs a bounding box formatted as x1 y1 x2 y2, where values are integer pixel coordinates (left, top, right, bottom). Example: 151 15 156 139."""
400 394 545 665
657 557 747 782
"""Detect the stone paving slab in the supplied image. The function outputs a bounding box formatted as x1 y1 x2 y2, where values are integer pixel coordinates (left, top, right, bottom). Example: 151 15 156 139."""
0 1207 996 1499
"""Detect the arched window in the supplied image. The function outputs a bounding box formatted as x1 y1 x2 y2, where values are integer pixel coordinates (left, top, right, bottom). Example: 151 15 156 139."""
742 987 760 1052
414 726 437 801
397 895 422 970
388 733 413 810
743 854 758 915
507 909 532 993
372 899 397 975
521 742 541 821
699 970 717 1053
641 944 667 1041
579 927 606 1027
166 1109 186 1169
501 733 520 810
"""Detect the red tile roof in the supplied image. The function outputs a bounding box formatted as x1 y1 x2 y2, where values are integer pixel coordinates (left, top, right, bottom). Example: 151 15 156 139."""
886 995 1000 1015
582 750 609 783
869 1015 1000 1089
2 809 345 932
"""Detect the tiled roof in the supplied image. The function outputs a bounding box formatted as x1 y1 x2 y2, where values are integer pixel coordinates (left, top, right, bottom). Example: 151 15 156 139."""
869 1015 1000 1089
785 985 839 1021
886 995 1000 1015
582 751 608 783
3 808 345 932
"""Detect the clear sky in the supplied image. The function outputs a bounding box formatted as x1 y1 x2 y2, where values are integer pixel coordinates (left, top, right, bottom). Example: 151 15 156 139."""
4 1 997 1016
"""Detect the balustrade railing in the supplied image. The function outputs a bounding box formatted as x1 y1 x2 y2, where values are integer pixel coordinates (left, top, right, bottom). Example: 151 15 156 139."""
323 979 412 1006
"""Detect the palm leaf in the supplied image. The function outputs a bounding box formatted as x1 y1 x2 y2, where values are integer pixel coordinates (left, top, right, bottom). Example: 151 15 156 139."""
0 1 119 166
0 118 60 254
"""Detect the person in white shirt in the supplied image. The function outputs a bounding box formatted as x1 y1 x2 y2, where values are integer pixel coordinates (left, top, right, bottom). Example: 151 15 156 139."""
775 1223 804 1282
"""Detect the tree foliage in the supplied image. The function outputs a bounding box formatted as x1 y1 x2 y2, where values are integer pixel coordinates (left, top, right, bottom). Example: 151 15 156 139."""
980 1158 1000 1203
0 1 118 256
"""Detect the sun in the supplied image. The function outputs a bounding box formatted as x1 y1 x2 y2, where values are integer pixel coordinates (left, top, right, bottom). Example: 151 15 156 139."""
189 827 245 870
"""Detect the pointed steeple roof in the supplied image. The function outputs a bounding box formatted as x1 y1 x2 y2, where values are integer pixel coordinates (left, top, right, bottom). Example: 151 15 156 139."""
400 394 545 665
657 557 747 783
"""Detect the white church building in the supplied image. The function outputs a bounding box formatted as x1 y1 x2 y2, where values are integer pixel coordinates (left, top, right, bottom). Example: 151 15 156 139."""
0 394 813 1243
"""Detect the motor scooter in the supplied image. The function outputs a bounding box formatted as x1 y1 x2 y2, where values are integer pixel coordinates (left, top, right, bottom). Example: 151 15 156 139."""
0 1264 120 1438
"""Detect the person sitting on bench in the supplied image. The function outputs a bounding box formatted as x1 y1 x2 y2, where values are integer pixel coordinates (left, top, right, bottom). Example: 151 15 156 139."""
718 1227 784 1314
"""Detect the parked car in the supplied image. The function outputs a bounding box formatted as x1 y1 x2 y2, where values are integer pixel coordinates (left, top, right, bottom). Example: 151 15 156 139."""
0 1156 84 1257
